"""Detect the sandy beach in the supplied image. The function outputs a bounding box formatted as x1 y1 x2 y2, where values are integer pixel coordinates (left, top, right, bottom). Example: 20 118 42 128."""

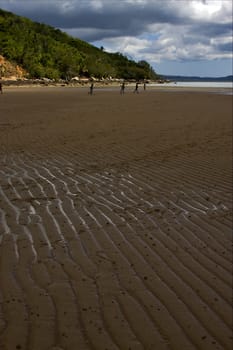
0 86 232 350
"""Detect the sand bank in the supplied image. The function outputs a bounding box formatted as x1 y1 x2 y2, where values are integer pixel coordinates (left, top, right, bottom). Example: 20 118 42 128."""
0 87 232 349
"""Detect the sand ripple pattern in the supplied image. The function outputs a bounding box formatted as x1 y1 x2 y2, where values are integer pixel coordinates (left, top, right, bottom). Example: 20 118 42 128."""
0 149 232 350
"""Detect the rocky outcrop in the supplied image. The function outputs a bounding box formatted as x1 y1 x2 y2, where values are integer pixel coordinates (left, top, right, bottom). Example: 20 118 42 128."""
0 55 27 80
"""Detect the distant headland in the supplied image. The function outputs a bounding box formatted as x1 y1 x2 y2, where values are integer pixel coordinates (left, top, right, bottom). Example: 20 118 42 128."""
161 75 233 82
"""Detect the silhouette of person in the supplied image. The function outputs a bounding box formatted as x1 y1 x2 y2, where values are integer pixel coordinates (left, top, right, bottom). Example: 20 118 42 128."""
89 83 94 95
143 82 146 91
120 82 125 95
0 82 3 94
134 82 139 93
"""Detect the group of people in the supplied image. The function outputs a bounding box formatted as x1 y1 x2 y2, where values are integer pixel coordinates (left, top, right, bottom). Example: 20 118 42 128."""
0 81 146 96
121 81 147 94
89 81 146 95
120 81 146 95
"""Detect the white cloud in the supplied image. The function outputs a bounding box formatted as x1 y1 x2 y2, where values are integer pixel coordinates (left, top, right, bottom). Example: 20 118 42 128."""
90 0 104 11
190 0 222 19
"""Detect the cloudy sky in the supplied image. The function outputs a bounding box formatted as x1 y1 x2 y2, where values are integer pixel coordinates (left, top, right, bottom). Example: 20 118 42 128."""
0 0 232 76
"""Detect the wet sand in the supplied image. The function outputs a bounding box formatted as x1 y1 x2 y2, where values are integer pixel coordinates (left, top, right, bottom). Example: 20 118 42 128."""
0 87 232 350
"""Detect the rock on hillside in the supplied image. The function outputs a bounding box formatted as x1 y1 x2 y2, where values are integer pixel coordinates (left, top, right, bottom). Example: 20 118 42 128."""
0 55 27 80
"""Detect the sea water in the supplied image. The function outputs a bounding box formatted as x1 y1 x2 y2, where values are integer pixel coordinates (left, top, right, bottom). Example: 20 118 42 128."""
150 81 233 94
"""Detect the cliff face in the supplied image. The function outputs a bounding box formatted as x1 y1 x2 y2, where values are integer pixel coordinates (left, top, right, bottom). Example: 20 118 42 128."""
0 55 27 80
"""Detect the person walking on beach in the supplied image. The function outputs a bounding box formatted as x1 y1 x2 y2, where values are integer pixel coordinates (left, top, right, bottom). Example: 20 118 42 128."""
120 82 125 95
0 82 3 94
134 82 139 93
89 83 94 95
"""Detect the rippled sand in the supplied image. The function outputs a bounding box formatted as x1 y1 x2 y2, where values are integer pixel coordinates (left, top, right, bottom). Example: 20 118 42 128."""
0 87 232 350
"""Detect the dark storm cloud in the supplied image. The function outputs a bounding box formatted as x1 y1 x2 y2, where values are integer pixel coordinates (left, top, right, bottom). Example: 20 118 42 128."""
0 0 190 40
182 22 232 51
191 22 232 39
0 0 232 61
215 42 233 53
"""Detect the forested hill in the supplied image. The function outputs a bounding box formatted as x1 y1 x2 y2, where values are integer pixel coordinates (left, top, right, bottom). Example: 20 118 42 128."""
0 8 158 81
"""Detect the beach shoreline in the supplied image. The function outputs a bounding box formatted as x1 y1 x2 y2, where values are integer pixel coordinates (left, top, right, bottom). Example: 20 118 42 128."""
0 88 232 350
1 80 232 97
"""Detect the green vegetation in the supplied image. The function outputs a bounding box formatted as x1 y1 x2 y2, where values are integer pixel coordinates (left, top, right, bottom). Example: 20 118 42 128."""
0 8 159 81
